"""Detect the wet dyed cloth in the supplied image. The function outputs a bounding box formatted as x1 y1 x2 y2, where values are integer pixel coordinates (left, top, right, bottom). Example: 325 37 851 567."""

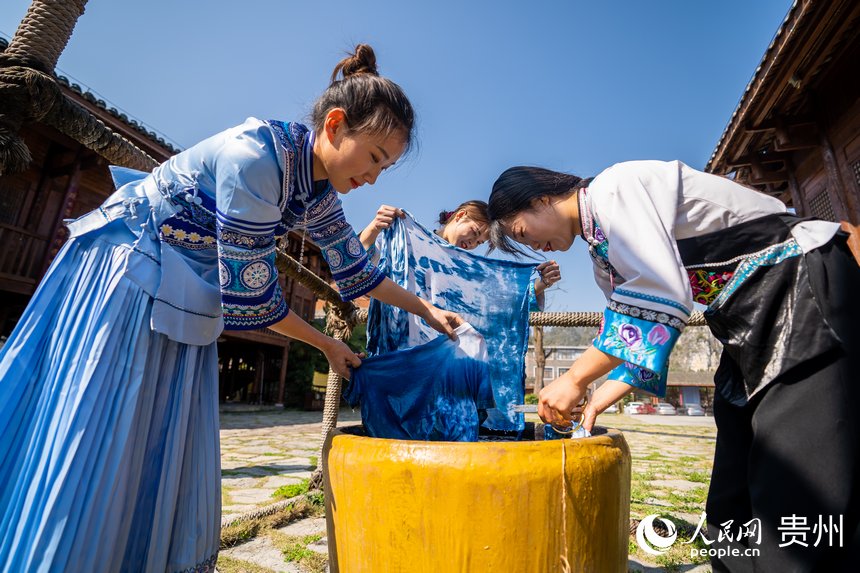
345 324 494 441
366 214 538 432
0 118 381 572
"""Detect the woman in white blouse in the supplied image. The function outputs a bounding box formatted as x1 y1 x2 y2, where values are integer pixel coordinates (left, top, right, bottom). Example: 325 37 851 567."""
486 160 858 571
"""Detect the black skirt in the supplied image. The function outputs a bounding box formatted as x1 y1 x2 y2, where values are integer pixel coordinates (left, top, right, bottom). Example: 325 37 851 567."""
678 214 853 406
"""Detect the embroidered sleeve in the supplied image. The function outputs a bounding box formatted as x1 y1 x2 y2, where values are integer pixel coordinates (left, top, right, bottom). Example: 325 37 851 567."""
214 120 290 330
306 193 385 301
589 162 693 393
607 360 668 397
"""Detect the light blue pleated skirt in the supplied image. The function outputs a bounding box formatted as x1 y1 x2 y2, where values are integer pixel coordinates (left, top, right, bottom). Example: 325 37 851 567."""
0 221 220 573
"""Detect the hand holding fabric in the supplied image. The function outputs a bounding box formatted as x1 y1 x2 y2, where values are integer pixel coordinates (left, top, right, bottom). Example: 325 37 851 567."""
535 260 561 295
359 204 405 248
322 339 363 380
422 304 464 341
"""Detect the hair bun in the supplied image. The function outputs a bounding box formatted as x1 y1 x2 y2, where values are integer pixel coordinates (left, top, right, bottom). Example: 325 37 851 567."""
331 44 379 83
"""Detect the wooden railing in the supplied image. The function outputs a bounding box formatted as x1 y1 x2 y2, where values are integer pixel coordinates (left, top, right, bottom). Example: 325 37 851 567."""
0 223 49 287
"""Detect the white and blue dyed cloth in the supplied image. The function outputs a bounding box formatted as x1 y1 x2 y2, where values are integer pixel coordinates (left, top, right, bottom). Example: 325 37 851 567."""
366 214 539 432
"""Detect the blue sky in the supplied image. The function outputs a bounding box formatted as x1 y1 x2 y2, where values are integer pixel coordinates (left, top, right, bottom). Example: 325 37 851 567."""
1 0 792 310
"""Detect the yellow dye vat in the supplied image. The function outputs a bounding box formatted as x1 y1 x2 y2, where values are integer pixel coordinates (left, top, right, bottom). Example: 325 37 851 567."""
323 427 631 572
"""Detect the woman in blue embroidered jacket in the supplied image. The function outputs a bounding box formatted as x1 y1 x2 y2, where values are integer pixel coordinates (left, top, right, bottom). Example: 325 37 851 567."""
0 45 461 573
486 162 859 570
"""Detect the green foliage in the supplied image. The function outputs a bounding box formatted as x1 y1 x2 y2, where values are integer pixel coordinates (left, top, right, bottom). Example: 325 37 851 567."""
282 320 328 407
686 470 710 483
668 486 708 511
269 531 327 573
272 478 310 500
216 554 278 573
524 393 539 405
306 491 325 509
220 494 322 549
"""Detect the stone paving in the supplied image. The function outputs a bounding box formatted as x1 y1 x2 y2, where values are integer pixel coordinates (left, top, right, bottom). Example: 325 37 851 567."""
216 408 717 573
219 407 361 522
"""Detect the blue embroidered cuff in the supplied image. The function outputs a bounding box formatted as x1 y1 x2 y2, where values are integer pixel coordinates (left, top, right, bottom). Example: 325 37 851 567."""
594 307 679 396
607 361 667 397
338 264 386 301
222 283 290 330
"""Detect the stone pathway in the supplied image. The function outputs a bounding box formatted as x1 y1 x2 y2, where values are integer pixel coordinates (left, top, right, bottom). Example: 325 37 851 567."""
216 409 717 572
219 408 361 522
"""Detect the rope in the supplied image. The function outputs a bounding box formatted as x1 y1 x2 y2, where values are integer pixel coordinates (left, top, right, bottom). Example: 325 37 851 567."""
530 311 603 328
45 91 157 170
220 489 321 530
529 310 707 328
4 0 88 72
275 246 362 488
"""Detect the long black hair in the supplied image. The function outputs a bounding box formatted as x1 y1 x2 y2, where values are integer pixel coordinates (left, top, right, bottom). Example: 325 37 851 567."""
312 44 416 156
487 166 591 255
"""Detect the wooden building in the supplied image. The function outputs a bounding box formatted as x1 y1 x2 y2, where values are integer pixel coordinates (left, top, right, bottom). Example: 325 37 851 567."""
706 0 860 255
0 37 329 405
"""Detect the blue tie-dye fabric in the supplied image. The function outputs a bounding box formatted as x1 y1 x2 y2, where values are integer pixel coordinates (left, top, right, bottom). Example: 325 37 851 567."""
345 325 495 441
366 214 537 432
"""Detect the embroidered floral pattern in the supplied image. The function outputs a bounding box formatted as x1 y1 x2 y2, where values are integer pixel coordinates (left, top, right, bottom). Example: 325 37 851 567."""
219 230 273 249
594 308 680 398
161 222 218 250
218 261 230 288
607 361 664 396
326 248 343 269
687 269 733 305
709 239 803 309
647 324 671 345
347 236 363 257
608 299 685 331
240 261 273 290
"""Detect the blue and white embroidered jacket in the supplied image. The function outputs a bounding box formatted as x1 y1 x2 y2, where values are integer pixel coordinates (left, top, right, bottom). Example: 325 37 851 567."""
68 118 383 345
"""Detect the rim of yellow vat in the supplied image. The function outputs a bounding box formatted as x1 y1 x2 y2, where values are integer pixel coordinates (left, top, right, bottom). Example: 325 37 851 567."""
323 426 632 573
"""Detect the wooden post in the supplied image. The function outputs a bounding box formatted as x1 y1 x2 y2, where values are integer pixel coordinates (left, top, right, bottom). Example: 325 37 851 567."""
533 326 546 394
787 167 809 216
41 147 83 275
276 342 290 407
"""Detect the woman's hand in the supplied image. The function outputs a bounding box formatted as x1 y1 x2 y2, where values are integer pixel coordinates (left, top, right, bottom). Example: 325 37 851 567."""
359 205 404 248
367 278 463 340
422 303 464 340
537 372 588 427
535 260 561 295
538 346 623 427
581 379 635 432
321 338 363 380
